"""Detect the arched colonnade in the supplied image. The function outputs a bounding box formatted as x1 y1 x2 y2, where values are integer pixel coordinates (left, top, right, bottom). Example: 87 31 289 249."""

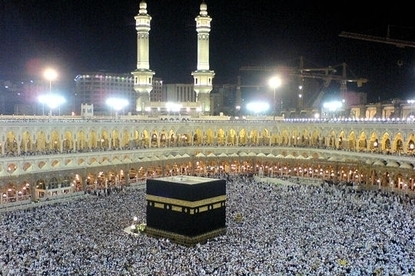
1 148 415 204
1 120 415 203
2 122 415 157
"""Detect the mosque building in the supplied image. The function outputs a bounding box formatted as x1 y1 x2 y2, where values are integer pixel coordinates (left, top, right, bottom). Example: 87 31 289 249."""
69 1 215 117
1 1 415 205
131 1 214 116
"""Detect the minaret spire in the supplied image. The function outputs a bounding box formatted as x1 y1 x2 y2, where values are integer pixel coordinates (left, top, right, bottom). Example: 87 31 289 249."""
192 1 215 115
132 1 155 114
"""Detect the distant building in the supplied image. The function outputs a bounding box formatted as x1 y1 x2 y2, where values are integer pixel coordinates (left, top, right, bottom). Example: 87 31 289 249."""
143 82 236 117
210 84 237 116
0 79 47 115
164 84 196 103
150 77 163 102
80 103 94 118
73 72 137 116
143 83 199 117
340 91 367 106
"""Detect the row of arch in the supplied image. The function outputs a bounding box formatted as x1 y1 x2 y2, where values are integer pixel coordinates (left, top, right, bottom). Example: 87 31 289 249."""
2 126 415 156
2 120 415 204
2 154 414 204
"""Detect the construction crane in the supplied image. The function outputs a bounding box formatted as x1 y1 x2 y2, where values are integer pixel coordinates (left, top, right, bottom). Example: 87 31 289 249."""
239 57 368 110
239 62 321 109
339 25 415 48
296 62 368 108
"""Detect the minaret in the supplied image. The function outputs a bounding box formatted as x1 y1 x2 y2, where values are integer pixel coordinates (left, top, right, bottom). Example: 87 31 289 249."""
192 1 215 115
132 1 155 114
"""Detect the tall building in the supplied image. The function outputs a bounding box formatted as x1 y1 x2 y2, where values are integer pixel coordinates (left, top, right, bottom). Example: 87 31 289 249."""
191 2 215 115
210 84 238 116
164 84 196 103
150 77 163 102
131 1 155 114
73 73 136 116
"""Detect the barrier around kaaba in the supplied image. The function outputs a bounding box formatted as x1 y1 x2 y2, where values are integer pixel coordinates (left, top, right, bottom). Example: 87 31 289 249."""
145 176 227 246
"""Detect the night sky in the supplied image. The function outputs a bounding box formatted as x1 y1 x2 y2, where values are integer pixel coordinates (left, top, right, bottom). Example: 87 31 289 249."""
1 0 415 102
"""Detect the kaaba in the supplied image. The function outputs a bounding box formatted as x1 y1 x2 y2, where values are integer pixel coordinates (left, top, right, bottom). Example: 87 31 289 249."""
145 175 226 245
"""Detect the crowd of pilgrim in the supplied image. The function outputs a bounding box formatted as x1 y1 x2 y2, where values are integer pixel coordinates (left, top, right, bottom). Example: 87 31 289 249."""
0 174 414 275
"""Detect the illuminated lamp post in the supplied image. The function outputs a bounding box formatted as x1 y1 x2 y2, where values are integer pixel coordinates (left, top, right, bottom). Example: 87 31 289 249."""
38 94 66 116
43 68 57 115
235 105 241 118
44 68 57 93
106 97 129 119
268 76 282 120
322 100 343 119
246 101 270 117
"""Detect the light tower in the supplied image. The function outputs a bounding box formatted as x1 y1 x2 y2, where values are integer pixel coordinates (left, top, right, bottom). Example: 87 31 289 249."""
192 1 215 115
132 1 155 114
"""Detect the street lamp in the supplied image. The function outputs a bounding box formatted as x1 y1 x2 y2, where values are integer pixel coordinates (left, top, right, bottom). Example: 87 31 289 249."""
44 68 57 93
322 100 343 119
246 101 269 116
38 94 66 116
43 68 58 116
106 97 129 119
269 76 282 120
